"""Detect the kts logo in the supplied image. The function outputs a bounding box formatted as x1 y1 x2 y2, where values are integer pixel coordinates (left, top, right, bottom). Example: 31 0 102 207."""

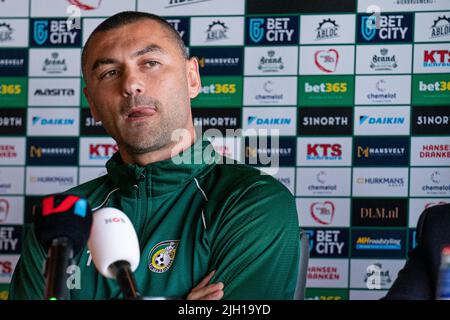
246 16 298 45
205 20 228 42
307 144 342 160
314 49 339 73
31 19 81 47
370 48 398 72
423 49 450 68
305 228 348 258
315 18 340 41
358 13 413 43
89 143 118 160
414 44 450 73
0 22 13 43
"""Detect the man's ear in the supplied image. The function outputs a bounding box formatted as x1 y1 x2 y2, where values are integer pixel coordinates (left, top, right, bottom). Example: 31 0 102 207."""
187 57 201 99
83 87 100 121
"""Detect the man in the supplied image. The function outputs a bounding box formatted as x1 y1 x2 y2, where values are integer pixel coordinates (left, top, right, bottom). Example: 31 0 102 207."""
9 11 300 300
385 203 450 299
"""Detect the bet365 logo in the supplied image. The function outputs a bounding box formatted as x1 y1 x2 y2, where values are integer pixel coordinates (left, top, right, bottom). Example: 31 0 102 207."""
304 82 347 93
419 80 450 92
0 83 21 95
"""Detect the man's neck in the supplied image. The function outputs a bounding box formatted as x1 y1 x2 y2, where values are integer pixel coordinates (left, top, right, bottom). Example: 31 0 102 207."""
119 128 196 166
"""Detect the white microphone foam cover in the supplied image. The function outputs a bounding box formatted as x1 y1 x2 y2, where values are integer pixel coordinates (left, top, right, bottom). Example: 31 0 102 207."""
87 207 140 279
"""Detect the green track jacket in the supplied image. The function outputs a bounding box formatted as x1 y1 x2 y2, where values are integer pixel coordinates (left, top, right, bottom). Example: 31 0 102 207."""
9 139 300 300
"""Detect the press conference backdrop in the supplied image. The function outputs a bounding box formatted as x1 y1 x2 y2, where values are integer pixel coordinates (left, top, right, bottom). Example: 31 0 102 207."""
1 0 450 300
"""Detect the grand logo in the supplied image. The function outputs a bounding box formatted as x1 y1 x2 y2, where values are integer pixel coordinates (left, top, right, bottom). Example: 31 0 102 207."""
370 48 398 71
364 263 392 288
0 22 13 43
31 19 81 47
316 18 340 41
358 13 413 43
314 49 339 73
42 52 68 74
258 50 284 72
247 16 298 45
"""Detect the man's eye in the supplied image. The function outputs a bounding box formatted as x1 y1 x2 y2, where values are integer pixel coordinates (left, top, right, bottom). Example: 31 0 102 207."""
145 61 160 67
101 70 118 79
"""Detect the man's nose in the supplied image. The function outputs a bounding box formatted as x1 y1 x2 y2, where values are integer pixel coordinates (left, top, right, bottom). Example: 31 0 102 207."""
121 69 145 97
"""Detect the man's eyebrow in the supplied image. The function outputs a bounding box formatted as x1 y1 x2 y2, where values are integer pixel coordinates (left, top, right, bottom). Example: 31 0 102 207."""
91 58 119 72
131 44 166 57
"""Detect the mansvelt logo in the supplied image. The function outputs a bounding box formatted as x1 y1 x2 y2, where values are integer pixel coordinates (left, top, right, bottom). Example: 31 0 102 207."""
316 18 340 41
27 138 78 166
352 198 407 227
299 107 352 135
351 229 406 258
31 19 81 47
412 107 450 134
0 22 13 43
190 47 242 75
246 16 298 45
244 137 295 166
370 48 398 71
358 13 413 43
353 137 409 166
34 88 74 96
0 49 27 76
430 15 450 40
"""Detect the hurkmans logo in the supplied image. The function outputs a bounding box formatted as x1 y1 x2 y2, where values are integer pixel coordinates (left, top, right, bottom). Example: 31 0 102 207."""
148 240 180 273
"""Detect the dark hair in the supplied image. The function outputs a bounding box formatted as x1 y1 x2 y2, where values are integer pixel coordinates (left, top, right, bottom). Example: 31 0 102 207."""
81 11 189 79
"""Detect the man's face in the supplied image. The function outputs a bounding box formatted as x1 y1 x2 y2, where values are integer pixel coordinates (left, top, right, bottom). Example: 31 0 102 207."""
83 20 200 155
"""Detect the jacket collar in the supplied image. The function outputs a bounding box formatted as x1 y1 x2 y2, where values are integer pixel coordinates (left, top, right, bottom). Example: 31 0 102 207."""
105 138 218 196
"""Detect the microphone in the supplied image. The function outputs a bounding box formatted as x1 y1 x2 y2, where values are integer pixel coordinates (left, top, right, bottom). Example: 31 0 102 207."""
33 194 92 300
87 207 141 300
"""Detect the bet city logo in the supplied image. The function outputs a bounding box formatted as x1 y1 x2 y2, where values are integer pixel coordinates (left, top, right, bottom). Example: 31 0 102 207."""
359 13 412 43
247 16 298 45
32 19 81 46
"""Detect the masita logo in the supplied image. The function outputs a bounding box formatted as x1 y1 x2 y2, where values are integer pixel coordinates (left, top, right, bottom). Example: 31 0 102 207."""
305 228 348 258
351 229 406 259
31 19 81 47
353 137 409 166
357 13 413 43
412 106 450 135
246 16 299 45
414 44 450 73
28 78 80 106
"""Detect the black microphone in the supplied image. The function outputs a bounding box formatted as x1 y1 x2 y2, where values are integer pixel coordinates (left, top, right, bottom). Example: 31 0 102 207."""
33 194 92 300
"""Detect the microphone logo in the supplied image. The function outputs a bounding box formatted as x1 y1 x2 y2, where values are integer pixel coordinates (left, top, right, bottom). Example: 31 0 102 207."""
42 195 87 218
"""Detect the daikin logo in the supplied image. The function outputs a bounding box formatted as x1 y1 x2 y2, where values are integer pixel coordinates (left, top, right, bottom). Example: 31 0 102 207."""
247 116 291 126
32 117 75 126
359 116 405 125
